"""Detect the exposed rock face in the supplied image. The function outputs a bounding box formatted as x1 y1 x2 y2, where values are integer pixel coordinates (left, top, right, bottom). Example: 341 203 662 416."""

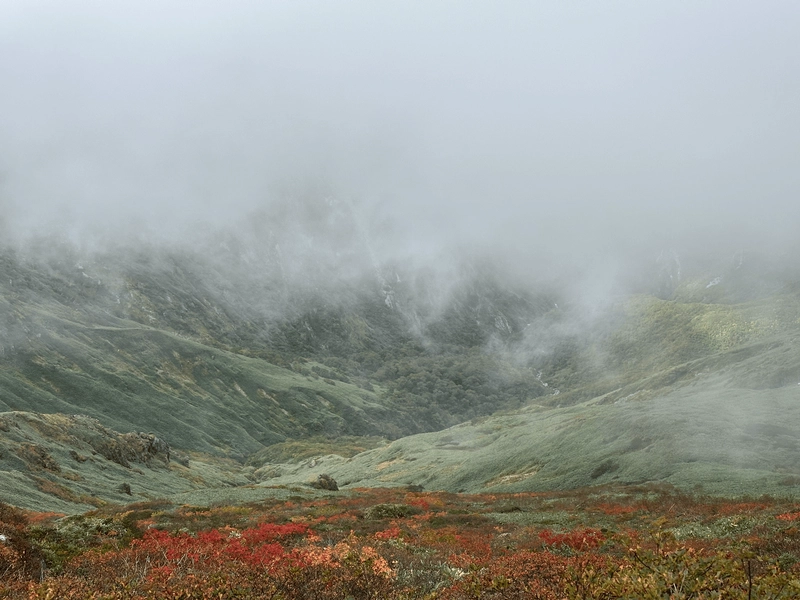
1 413 172 471
312 473 338 491
15 444 61 473
0 411 251 514
92 432 170 469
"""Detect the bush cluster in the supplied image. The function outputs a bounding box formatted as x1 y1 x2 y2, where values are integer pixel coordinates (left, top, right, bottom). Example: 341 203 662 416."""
1 486 800 599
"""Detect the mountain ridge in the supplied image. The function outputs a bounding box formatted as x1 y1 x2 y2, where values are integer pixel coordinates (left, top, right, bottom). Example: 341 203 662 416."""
1 238 800 512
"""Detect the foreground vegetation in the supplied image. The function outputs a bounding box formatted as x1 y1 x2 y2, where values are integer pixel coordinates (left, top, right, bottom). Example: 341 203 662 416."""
2 484 800 598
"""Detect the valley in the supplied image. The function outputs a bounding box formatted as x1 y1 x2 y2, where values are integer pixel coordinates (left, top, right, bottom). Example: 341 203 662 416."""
1 238 799 513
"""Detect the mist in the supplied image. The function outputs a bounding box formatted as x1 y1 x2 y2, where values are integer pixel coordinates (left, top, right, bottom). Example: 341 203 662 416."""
2 0 799 288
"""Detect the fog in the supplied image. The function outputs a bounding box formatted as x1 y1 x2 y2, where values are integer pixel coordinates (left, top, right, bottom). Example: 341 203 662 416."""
2 0 799 283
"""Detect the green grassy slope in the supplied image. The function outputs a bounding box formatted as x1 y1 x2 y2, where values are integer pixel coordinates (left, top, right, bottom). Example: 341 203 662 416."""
0 246 551 460
262 297 800 498
3 243 800 510
0 311 397 457
0 411 248 513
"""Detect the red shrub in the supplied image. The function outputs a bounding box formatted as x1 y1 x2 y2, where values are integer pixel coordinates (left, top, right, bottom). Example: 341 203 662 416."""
538 528 604 551
438 551 612 599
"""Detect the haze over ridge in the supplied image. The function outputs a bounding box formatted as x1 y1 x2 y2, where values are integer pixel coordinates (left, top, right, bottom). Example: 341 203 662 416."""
1 0 798 281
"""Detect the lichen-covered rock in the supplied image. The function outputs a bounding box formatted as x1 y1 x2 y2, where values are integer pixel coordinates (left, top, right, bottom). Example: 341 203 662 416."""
92 432 170 469
15 444 61 473
311 473 338 491
10 414 173 470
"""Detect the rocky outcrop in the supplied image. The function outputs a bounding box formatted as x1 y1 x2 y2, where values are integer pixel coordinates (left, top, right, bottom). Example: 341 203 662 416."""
15 444 61 473
311 473 338 491
2 413 171 471
0 411 250 513
92 432 171 469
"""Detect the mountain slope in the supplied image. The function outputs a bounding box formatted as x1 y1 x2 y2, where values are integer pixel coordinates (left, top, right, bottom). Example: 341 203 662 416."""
0 411 249 513
262 311 800 497
0 244 551 459
2 238 800 511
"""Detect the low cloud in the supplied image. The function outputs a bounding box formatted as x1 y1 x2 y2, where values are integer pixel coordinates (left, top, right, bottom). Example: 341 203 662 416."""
1 0 798 284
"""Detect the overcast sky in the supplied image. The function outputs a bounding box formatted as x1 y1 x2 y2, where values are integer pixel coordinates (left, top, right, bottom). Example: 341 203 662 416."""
1 0 798 268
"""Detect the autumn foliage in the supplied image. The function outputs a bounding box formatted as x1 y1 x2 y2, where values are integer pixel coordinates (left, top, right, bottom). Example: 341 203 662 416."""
2 485 800 598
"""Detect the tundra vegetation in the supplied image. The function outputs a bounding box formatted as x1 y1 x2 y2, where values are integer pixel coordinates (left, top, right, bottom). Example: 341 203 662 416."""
2 485 800 598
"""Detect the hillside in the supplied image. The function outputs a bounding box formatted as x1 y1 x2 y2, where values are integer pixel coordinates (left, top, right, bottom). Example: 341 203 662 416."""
1 237 800 512
255 289 800 497
0 242 551 457
0 411 250 513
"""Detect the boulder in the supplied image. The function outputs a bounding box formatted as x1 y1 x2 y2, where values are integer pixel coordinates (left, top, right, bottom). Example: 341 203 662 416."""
312 473 339 491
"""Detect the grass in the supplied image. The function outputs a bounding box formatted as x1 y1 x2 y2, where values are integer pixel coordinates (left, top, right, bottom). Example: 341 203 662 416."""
246 436 387 466
1 315 397 457
0 412 254 514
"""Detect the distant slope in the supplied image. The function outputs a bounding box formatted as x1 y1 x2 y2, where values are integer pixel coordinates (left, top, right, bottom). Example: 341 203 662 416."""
3 239 800 509
263 314 800 497
0 245 550 459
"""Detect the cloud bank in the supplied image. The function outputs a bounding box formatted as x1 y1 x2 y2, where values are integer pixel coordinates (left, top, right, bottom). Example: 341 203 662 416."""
1 0 798 276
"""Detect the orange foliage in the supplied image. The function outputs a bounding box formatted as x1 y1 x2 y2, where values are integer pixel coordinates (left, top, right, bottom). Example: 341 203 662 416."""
2 487 800 599
538 528 604 551
594 502 638 515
